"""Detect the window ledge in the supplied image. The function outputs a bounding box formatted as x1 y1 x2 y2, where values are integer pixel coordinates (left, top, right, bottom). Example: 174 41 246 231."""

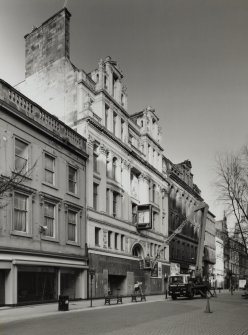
66 192 80 199
41 236 59 243
66 241 80 247
11 231 32 238
12 171 32 181
42 182 58 190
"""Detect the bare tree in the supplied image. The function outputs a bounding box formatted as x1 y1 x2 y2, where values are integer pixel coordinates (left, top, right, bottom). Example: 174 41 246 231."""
215 148 248 255
0 161 37 207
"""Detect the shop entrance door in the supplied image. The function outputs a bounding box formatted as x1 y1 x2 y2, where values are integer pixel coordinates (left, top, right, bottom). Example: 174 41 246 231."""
108 275 126 296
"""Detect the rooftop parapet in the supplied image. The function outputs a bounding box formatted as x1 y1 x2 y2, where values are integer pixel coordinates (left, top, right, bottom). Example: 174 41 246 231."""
0 79 87 153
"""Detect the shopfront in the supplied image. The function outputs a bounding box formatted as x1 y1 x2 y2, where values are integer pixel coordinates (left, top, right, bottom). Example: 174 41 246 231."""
18 266 58 304
1 255 87 306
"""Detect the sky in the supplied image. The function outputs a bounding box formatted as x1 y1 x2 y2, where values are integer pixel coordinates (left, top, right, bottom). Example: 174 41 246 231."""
1 0 248 223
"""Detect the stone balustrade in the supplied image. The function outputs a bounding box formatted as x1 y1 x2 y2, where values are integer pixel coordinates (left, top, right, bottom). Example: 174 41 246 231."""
0 79 86 152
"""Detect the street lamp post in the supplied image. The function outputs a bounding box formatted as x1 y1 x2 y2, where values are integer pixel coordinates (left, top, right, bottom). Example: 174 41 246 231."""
89 269 95 307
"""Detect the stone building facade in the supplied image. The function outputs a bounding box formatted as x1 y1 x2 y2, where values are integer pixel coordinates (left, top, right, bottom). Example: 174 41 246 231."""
163 158 203 273
16 8 171 297
215 217 248 289
0 80 88 306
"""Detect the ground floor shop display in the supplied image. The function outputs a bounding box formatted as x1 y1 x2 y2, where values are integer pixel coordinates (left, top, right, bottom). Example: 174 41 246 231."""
0 255 87 306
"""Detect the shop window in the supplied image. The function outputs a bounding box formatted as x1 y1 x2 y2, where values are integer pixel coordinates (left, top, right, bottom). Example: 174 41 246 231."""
68 166 77 194
44 153 55 185
13 192 28 232
15 138 28 172
18 267 57 303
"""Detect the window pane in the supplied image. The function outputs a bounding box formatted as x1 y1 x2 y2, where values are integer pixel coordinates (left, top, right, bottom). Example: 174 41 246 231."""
45 170 54 184
15 139 28 171
68 166 77 193
44 202 55 237
14 193 27 232
69 167 76 181
15 139 28 157
68 211 76 242
14 210 27 231
68 223 76 241
45 155 54 170
15 156 27 171
45 218 54 237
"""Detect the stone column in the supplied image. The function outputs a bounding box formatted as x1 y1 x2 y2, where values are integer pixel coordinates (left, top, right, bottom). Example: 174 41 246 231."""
5 264 17 305
57 269 61 298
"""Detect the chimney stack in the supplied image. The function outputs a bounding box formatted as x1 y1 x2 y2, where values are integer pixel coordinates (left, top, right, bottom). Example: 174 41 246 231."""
24 8 71 78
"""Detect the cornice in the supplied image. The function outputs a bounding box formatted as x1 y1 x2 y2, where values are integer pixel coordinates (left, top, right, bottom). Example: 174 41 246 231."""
169 172 203 201
0 246 88 261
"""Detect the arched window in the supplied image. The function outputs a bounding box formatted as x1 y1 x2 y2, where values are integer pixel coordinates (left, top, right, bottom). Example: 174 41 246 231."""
132 243 144 258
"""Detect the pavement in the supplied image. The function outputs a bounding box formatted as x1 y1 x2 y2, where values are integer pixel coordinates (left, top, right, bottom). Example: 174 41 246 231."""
0 293 168 324
1 289 248 335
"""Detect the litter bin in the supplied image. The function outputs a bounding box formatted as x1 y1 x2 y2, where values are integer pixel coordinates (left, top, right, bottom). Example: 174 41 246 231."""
58 295 69 311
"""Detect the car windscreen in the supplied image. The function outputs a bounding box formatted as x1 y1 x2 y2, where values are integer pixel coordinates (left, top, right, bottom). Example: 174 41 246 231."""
169 276 184 284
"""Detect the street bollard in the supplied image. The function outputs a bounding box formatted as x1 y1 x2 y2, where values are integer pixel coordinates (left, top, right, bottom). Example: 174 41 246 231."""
165 290 168 299
205 297 212 313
